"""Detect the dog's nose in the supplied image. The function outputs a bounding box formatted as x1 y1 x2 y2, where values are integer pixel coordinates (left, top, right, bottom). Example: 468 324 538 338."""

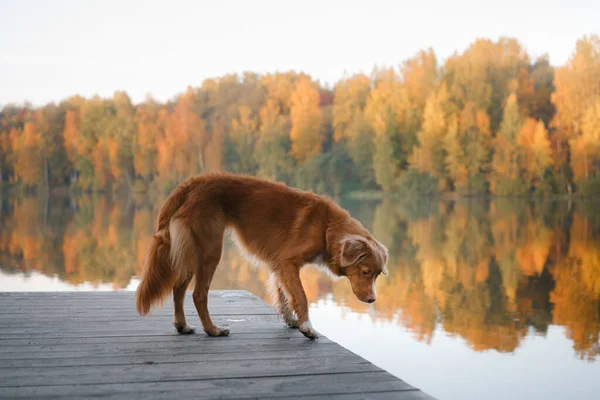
366 295 376 303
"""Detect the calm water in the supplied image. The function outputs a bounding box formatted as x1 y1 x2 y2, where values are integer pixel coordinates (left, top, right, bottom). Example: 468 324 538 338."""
1 193 599 399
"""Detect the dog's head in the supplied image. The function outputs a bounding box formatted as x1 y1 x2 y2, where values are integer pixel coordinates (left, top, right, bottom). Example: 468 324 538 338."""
339 235 388 303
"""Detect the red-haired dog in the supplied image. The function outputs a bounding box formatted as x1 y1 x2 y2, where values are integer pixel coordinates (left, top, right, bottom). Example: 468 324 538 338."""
135 173 388 340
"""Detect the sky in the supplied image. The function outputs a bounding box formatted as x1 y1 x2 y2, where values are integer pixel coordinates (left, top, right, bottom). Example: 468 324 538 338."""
0 0 598 106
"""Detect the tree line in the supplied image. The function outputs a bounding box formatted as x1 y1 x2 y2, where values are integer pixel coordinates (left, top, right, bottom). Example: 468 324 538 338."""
1 35 599 197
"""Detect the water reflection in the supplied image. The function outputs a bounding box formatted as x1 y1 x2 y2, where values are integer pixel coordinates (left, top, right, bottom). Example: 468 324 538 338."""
1 193 599 362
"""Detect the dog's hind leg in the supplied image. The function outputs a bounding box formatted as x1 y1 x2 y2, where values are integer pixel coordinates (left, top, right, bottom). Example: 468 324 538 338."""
173 275 194 334
192 227 229 337
275 267 318 340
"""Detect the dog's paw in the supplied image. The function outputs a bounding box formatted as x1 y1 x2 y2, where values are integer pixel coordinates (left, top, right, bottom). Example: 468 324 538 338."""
284 317 299 329
174 323 196 334
205 326 230 337
299 321 318 341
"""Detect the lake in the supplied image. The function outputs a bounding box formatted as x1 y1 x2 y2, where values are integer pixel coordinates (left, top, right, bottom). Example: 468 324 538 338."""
1 193 599 400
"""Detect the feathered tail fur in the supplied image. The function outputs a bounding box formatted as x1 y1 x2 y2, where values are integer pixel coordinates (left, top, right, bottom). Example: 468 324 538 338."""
135 183 192 315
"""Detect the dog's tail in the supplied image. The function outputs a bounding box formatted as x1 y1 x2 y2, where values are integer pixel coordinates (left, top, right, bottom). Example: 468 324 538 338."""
135 183 191 316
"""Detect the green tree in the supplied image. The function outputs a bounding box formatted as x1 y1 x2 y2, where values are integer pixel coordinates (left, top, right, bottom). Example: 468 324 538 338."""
255 99 292 181
230 105 259 174
364 69 415 191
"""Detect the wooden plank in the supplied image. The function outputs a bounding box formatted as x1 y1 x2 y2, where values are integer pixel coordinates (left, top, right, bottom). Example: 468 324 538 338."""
0 346 348 368
270 391 434 400
0 357 381 387
0 328 298 340
0 372 419 399
0 342 341 361
0 313 288 335
0 331 327 346
0 299 273 309
0 337 339 356
0 291 435 399
0 290 253 298
0 305 277 317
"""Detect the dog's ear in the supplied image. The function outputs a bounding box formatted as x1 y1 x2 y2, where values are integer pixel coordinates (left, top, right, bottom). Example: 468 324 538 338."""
340 236 369 267
377 241 389 276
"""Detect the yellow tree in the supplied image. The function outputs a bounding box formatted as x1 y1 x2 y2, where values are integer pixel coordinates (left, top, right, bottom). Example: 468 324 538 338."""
333 74 372 142
62 109 80 184
260 72 296 115
289 76 322 164
155 107 177 187
134 99 160 184
518 118 553 190
409 84 449 185
530 119 554 187
8 127 21 183
569 99 600 183
444 38 530 132
34 105 66 188
453 103 492 195
401 48 439 118
106 92 136 188
332 74 375 186
364 69 413 191
13 122 44 187
167 88 207 180
255 98 289 180
77 97 113 190
443 115 468 190
551 35 600 188
444 40 494 114
491 93 525 195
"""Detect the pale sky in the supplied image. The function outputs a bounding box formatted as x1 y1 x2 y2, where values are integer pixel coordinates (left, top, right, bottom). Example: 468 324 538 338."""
1 0 598 107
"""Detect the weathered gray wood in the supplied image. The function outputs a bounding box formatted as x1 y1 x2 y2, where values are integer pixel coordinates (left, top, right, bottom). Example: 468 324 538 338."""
0 336 338 356
0 313 287 335
0 289 252 299
0 305 274 315
0 327 298 339
0 291 435 399
0 331 327 346
0 372 421 399
0 346 348 368
0 342 341 361
0 355 381 387
270 391 434 400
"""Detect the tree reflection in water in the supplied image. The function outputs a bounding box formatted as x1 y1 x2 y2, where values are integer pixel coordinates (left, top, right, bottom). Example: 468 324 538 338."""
0 194 598 361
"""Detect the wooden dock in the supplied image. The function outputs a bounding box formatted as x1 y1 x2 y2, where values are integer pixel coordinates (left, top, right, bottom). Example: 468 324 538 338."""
0 290 434 399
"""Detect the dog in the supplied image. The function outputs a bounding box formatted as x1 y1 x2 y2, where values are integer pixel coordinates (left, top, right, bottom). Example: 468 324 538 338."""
135 172 388 340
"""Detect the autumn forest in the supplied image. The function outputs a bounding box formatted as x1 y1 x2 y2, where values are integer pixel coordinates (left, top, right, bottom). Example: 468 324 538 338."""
1 35 600 197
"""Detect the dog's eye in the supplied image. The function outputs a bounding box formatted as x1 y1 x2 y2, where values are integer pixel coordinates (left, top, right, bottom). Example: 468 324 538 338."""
362 270 369 277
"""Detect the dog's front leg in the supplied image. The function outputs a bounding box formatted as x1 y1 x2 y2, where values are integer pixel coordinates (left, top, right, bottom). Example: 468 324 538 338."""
269 274 299 329
277 285 299 329
276 267 318 340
